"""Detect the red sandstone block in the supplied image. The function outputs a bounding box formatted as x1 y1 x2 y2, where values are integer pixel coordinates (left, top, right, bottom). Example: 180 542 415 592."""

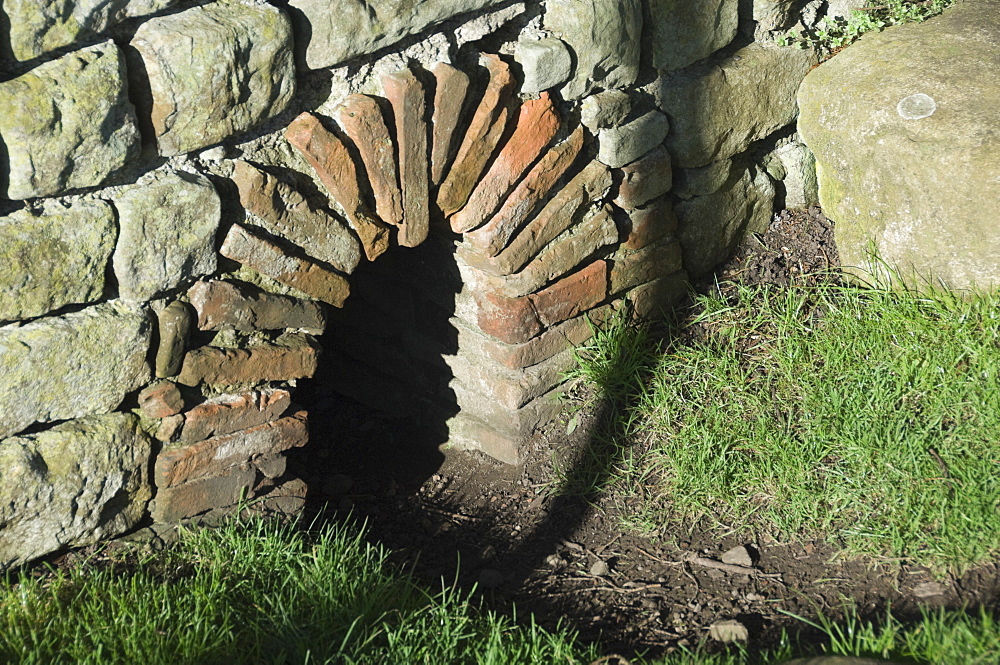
529 259 608 327
336 94 403 227
176 332 319 387
430 62 471 185
188 280 327 333
179 388 291 443
285 112 390 261
437 54 515 216
623 197 678 250
464 126 585 257
472 290 542 345
614 146 673 210
138 380 184 419
449 92 560 233
156 411 308 488
382 69 430 247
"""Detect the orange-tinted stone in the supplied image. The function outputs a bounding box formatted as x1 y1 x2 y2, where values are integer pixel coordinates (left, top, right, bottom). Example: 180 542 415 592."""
529 259 608 327
138 380 184 419
473 290 542 345
430 62 471 185
624 197 678 250
285 112 390 261
382 69 430 248
175 333 319 387
437 54 515 216
336 94 403 227
179 388 292 443
450 92 560 233
188 280 327 334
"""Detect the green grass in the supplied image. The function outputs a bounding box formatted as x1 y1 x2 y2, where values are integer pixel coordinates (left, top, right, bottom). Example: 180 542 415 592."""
569 280 1000 572
778 0 955 52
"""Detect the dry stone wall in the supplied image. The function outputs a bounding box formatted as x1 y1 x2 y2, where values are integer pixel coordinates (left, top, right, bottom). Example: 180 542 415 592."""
1 0 842 567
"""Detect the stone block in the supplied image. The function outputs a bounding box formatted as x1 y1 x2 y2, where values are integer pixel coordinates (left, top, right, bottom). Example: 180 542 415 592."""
151 466 257 523
430 63 472 185
516 38 573 94
627 271 689 319
545 0 641 99
445 347 575 411
179 389 292 443
176 333 318 387
580 90 632 130
624 197 678 250
659 43 817 168
130 1 295 156
472 290 543 345
252 477 307 516
112 169 221 304
154 301 193 379
446 412 522 464
531 259 608 327
615 147 673 210
139 381 184 419
0 413 151 569
233 160 361 275
673 158 735 200
610 240 684 295
220 224 351 307
0 302 152 439
649 0 739 72
0 41 139 199
156 411 307 488
597 111 670 169
0 200 116 324
382 69 430 247
451 93 560 234
188 280 327 334
450 380 566 440
336 95 403 227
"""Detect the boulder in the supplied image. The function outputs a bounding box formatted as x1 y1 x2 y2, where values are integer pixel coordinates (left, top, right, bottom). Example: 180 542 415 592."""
649 0 739 71
798 0 1000 290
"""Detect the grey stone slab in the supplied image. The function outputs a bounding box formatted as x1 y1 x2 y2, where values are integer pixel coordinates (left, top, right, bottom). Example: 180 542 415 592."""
597 111 670 169
516 37 573 94
649 0 739 72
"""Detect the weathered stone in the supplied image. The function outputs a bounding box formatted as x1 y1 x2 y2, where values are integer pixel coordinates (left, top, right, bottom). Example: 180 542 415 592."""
615 147 673 210
382 69 430 247
112 169 221 303
154 301 193 379
176 333 319 387
157 411 307 487
625 198 679 250
156 414 185 442
188 280 326 334
0 41 139 199
659 43 817 168
151 466 256 523
676 163 775 277
451 93 560 233
451 380 565 440
768 140 819 209
0 412 152 569
464 126 586 258
544 0 641 99
627 271 689 318
130 2 295 156
531 259 607 327
253 477 307 516
286 112 390 261
180 389 291 444
674 158 736 200
709 620 749 643
220 224 351 307
798 0 1000 290
447 411 521 464
580 90 632 130
430 63 472 185
446 347 575 411
287 0 509 70
232 160 361 274
598 111 670 169
138 381 184 419
336 95 403 227
0 200 116 323
0 302 151 439
473 291 543 345
5 0 179 61
745 0 808 40
516 38 573 94
438 54 515 216
254 455 287 480
610 241 684 294
649 0 739 72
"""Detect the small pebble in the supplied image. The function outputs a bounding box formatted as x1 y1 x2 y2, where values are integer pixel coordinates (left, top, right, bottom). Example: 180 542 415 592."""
720 545 754 567
913 581 946 599
709 619 749 643
590 559 611 577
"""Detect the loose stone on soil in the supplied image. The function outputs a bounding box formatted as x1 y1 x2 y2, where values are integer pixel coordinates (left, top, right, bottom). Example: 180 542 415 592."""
708 619 749 642
720 544 755 567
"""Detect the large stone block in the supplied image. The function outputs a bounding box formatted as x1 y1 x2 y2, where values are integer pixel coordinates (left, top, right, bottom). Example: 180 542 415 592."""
179 388 292 443
0 41 139 200
175 333 319 387
659 43 817 168
649 0 739 71
798 0 1000 290
130 1 295 156
112 169 221 303
544 0 641 99
0 302 152 439
286 0 508 70
597 111 669 169
5 0 179 61
188 280 326 334
0 200 116 324
0 412 152 569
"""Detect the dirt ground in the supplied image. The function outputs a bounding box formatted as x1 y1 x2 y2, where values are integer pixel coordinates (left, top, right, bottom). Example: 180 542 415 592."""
295 207 1000 659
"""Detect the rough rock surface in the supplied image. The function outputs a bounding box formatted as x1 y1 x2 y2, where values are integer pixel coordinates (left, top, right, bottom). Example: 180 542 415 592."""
0 412 152 569
597 111 669 169
130 1 295 156
798 0 1000 290
649 0 739 71
0 200 116 323
112 169 221 303
516 37 573 94
0 41 139 199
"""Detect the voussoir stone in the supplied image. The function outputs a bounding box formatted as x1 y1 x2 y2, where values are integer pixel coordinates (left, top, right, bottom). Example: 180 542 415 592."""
0 301 152 440
111 169 221 303
0 412 152 570
798 0 1000 290
659 43 817 168
188 280 327 333
544 0 641 99
0 199 116 324
287 0 508 70
0 41 139 200
5 0 180 61
130 0 295 156
597 111 670 169
648 0 739 72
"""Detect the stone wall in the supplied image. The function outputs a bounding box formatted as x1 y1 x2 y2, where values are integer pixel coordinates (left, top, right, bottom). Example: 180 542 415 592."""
0 0 844 568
